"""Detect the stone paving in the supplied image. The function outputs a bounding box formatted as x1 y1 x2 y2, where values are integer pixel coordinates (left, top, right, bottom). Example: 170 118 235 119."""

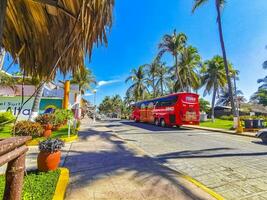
64 122 214 200
104 120 267 200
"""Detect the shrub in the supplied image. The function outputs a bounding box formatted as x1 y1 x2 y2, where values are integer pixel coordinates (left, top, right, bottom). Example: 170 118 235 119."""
35 114 55 125
53 109 73 126
39 138 64 153
0 112 15 124
219 115 233 121
14 121 43 137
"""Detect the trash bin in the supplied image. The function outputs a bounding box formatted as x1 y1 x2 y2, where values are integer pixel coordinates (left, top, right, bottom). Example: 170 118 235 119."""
252 119 264 128
244 120 253 128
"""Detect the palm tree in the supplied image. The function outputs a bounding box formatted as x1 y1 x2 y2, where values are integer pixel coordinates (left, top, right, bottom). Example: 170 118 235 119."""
192 0 237 117
156 63 169 96
71 66 96 95
144 58 160 98
125 65 148 101
216 87 244 106
176 46 201 92
201 56 227 121
158 30 187 92
0 70 16 91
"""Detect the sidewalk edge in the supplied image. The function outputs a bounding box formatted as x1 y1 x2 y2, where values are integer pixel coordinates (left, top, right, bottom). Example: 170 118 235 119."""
52 167 69 200
182 125 256 138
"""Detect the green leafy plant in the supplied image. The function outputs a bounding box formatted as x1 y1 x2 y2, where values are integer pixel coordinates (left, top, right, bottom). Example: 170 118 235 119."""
0 112 15 124
14 121 43 137
0 169 60 200
39 138 64 153
35 114 55 125
219 115 233 121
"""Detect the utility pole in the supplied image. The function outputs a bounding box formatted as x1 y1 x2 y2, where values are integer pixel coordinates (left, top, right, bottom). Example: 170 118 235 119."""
93 89 97 123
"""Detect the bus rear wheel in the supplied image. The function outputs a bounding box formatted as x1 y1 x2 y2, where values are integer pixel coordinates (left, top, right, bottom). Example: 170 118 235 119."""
154 118 159 126
160 119 166 127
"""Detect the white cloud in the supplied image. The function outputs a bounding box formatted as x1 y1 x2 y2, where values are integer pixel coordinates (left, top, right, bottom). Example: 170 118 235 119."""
83 93 93 96
97 79 121 88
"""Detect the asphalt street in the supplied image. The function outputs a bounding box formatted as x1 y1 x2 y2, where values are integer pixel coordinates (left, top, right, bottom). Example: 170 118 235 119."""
103 120 267 200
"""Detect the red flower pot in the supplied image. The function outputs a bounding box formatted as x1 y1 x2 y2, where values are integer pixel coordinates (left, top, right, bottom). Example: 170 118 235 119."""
43 124 52 138
37 151 61 172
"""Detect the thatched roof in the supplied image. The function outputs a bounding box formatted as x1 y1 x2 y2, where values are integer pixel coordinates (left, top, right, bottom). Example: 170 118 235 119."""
2 0 114 78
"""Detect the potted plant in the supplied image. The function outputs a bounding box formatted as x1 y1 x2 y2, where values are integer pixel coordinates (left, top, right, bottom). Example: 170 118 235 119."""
37 138 64 172
14 121 43 137
35 114 55 137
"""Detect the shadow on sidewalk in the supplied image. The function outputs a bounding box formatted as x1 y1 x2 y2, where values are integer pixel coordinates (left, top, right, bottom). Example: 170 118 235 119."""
63 129 209 200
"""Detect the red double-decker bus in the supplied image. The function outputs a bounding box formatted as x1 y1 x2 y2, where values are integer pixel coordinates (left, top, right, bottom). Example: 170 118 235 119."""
131 92 200 127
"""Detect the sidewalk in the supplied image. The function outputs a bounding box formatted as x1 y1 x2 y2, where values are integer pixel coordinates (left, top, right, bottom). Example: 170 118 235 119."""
183 125 256 138
64 121 215 200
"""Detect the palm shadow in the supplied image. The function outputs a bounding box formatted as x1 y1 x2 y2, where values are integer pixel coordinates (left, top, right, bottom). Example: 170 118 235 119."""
63 128 208 200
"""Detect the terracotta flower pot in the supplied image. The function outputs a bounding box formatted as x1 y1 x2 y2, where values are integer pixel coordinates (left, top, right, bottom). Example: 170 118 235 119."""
37 151 61 172
43 124 52 138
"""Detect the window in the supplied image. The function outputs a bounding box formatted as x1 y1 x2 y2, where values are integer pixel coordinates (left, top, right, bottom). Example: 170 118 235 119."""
156 96 178 107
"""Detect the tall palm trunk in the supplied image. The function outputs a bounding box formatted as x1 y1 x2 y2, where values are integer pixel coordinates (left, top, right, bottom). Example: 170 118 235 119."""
211 86 217 122
175 54 184 92
29 83 45 121
152 74 155 98
0 48 5 70
215 0 236 117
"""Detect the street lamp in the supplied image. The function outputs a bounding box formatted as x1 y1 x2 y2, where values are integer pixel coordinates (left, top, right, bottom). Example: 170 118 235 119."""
93 89 97 123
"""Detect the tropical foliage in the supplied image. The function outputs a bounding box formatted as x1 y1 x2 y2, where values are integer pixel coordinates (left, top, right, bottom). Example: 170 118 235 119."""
192 0 237 117
71 65 96 95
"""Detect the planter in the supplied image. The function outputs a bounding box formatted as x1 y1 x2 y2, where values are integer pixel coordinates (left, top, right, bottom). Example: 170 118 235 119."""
52 124 61 131
37 151 61 172
43 124 52 137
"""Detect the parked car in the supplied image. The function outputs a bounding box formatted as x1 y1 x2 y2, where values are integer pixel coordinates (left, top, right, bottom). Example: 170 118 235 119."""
256 129 267 144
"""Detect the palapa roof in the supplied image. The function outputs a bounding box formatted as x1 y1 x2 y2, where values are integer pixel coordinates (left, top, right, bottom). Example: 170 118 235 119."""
2 0 114 78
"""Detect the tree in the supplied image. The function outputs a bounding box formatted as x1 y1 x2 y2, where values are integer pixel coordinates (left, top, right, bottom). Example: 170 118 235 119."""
192 0 237 117
251 89 267 106
0 70 16 91
158 30 187 92
201 56 228 121
71 66 96 95
216 87 244 106
156 63 169 96
176 46 201 92
199 98 210 113
125 65 148 101
144 58 160 98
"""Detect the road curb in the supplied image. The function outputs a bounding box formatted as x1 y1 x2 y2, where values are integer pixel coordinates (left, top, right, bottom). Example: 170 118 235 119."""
108 129 225 200
182 125 256 138
52 168 69 200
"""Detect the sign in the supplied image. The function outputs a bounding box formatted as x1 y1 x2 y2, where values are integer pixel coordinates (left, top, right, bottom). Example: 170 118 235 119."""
0 96 34 120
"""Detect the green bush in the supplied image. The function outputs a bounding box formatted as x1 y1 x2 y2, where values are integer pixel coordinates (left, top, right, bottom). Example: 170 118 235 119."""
14 121 43 137
0 112 15 124
35 114 55 125
53 109 73 126
240 115 267 121
219 115 233 121
0 169 60 200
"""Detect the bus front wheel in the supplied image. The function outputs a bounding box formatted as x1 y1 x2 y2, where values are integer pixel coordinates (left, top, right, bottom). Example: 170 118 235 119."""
160 119 166 127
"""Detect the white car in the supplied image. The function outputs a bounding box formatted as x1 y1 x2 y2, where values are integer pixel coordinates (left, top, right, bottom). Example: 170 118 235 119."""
256 129 267 143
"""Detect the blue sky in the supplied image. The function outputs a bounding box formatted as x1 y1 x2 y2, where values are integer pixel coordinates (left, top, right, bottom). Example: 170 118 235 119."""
83 0 267 105
3 0 267 105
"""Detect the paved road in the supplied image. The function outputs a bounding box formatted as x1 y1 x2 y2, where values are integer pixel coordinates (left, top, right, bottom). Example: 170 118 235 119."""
103 120 267 200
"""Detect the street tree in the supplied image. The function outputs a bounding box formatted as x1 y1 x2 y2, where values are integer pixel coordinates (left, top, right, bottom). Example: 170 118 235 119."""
192 0 237 117
158 30 187 92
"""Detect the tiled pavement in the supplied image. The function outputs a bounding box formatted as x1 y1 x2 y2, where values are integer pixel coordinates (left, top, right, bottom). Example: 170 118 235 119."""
64 123 214 200
104 120 267 200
